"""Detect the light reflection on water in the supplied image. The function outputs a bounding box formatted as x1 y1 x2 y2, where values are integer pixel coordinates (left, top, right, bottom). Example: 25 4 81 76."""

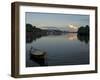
26 33 89 67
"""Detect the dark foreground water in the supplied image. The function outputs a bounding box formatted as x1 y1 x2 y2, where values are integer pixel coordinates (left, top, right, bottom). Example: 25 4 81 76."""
26 33 89 67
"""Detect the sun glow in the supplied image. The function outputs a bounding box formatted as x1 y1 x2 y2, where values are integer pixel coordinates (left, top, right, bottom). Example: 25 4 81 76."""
68 24 78 29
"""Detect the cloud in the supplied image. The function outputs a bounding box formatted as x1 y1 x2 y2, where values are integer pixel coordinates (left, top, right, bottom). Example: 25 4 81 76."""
68 24 79 32
68 24 79 29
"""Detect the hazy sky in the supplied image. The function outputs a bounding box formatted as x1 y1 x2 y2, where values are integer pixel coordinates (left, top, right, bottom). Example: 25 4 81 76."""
25 12 89 31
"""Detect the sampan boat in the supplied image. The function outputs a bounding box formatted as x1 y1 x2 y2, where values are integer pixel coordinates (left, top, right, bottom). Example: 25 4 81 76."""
30 47 46 59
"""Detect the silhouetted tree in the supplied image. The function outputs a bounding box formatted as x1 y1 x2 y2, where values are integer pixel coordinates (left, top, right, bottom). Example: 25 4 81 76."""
77 25 89 35
85 25 89 35
26 24 34 32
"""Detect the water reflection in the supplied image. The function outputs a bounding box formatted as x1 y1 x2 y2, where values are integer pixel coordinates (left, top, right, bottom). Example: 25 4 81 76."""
77 34 89 44
26 32 89 67
26 32 89 44
65 33 78 41
26 32 42 43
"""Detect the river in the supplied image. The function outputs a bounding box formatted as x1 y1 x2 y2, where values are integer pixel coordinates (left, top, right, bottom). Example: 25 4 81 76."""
26 33 89 67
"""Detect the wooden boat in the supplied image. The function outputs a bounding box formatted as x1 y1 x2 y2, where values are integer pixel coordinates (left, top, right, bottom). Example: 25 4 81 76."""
30 47 46 59
30 52 48 66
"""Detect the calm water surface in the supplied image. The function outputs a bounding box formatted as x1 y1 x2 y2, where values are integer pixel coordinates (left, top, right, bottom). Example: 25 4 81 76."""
26 33 89 67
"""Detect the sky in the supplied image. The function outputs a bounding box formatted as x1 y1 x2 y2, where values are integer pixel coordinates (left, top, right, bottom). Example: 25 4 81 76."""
25 12 89 31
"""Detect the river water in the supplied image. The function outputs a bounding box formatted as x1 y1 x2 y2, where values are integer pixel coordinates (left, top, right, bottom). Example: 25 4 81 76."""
26 33 89 67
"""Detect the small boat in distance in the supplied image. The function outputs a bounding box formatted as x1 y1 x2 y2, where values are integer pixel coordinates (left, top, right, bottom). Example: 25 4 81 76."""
30 47 46 59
